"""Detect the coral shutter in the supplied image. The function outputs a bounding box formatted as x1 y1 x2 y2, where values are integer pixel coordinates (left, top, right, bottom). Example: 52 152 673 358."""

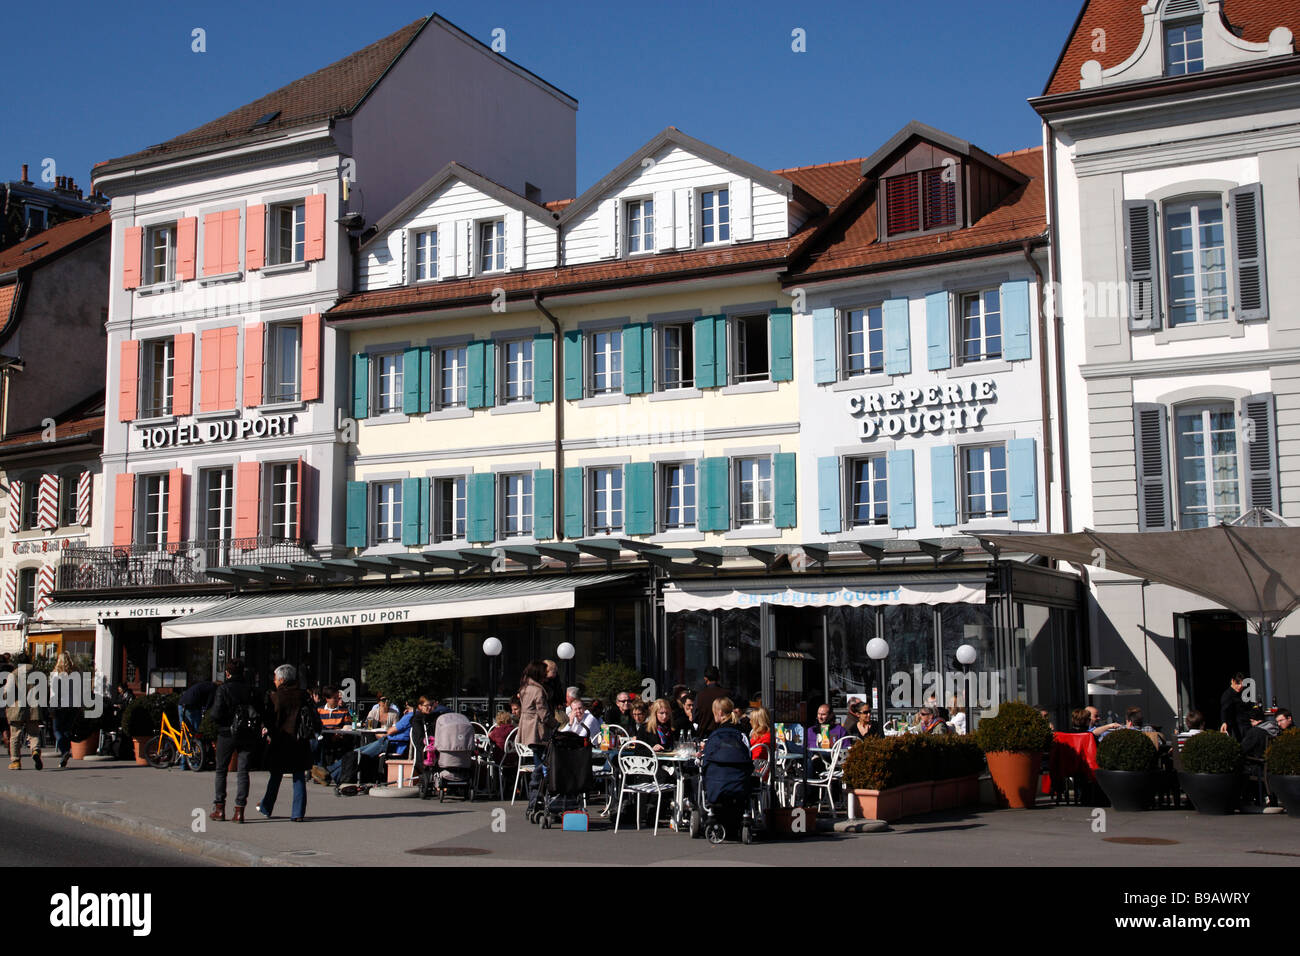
221 209 241 273
123 226 142 289
243 323 263 407
172 332 194 416
118 340 140 422
176 217 197 281
305 193 326 261
166 468 186 549
199 329 220 412
235 462 260 539
246 204 265 271
202 212 223 276
113 473 135 548
301 313 322 401
219 327 239 409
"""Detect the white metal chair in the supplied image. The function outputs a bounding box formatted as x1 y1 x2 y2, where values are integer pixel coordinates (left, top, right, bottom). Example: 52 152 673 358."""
510 736 535 805
614 740 675 835
795 734 854 818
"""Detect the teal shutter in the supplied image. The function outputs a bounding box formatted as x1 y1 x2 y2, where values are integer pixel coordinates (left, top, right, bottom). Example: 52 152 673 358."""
352 353 370 420
401 477 426 545
563 330 583 400
467 340 487 408
773 452 796 528
623 324 645 395
769 307 793 382
1008 438 1038 521
641 324 654 392
883 298 911 375
345 481 368 547
624 462 654 535
813 307 837 384
533 468 554 539
817 456 840 534
533 334 553 403
887 450 915 530
402 347 426 414
467 473 496 543
694 314 716 388
925 292 951 371
699 457 730 531
1001 280 1031 361
483 341 496 407
563 467 584 538
931 445 957 528
713 314 728 386
418 347 431 411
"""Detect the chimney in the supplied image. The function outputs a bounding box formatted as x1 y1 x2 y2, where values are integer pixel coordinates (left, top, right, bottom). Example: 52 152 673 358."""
20 164 28 184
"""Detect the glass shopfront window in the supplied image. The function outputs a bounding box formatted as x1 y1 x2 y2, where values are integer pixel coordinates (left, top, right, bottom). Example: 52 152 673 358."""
667 610 711 693
718 608 761 707
882 604 935 712
826 605 875 710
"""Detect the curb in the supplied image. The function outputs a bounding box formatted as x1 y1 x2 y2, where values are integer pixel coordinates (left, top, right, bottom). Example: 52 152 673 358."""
0 783 310 867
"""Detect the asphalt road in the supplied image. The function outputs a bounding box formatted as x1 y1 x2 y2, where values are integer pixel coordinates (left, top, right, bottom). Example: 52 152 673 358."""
0 799 219 867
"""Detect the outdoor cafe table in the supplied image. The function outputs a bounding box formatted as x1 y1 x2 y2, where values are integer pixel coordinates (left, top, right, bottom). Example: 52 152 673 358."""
328 727 387 785
654 751 699 832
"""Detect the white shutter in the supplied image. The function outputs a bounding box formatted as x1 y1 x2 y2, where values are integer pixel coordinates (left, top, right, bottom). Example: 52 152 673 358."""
674 189 692 249
437 222 456 281
596 198 617 259
456 220 472 277
506 210 526 270
730 178 753 242
388 232 404 286
654 188 674 251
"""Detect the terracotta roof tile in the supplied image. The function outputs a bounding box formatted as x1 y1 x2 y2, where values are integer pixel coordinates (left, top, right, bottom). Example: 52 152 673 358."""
0 211 110 274
0 285 14 326
774 159 865 210
1044 0 1300 97
0 414 103 452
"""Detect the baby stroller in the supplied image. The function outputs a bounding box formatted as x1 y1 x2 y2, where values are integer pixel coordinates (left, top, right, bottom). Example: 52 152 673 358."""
431 712 476 802
526 730 593 828
695 726 760 844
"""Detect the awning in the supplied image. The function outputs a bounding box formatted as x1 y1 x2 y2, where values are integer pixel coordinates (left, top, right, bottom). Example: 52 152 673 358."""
161 572 631 639
43 596 228 624
663 573 985 613
0 613 25 630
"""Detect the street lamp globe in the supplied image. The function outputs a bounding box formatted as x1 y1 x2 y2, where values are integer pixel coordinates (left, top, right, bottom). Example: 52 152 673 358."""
867 637 890 661
556 642 575 661
482 636 502 657
956 644 977 666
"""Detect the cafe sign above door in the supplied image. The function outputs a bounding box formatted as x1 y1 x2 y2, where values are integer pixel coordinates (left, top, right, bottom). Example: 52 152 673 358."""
847 378 996 440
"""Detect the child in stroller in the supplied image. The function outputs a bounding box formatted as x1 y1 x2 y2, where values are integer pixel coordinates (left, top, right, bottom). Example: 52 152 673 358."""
698 698 760 844
429 711 476 801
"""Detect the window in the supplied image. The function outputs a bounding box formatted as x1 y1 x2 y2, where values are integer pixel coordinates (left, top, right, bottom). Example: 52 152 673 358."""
21 481 39 530
699 188 730 244
962 445 1008 520
590 467 623 534
17 570 37 615
372 481 402 544
960 290 1002 363
479 220 505 273
374 353 403 415
26 206 47 233
266 323 301 403
414 228 438 281
269 462 299 539
848 456 889 527
732 314 768 383
145 223 176 285
500 473 534 538
626 199 654 254
589 331 622 395
438 346 468 409
142 338 174 417
843 306 884 378
661 462 696 530
659 323 694 390
269 201 306 265
203 468 233 541
884 169 958 236
1165 198 1227 326
433 477 466 542
1165 21 1204 76
1175 404 1240 528
501 338 534 403
142 474 169 547
59 477 78 528
735 457 773 526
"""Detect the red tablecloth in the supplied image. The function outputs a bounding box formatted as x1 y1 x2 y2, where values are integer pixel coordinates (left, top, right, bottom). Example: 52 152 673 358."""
1048 732 1098 794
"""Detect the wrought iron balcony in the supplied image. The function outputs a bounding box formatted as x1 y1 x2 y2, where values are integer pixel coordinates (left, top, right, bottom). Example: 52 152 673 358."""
57 537 314 591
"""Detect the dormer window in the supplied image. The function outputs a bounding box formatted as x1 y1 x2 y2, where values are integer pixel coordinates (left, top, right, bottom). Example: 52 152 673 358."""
699 188 730 244
885 168 958 237
626 199 654 254
1165 21 1204 75
479 219 505 273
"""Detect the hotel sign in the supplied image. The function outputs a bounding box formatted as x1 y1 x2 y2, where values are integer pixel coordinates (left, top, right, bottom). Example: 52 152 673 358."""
848 378 996 440
140 414 297 450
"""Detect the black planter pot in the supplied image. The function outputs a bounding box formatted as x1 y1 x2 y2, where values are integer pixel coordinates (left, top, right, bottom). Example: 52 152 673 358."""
1096 769 1159 811
1177 771 1241 814
1269 774 1300 816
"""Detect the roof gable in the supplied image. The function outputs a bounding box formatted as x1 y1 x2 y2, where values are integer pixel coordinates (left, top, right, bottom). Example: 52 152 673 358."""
860 121 1029 185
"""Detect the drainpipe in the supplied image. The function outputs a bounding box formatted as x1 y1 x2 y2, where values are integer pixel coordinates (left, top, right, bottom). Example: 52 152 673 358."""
1023 241 1053 536
533 293 565 539
1042 119 1073 533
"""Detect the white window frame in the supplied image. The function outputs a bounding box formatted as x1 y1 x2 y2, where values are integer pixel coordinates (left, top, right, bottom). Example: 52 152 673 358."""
659 461 696 531
268 462 299 540
478 219 506 274
841 305 885 379
372 481 402 545
268 201 306 265
59 475 78 528
734 456 773 527
373 352 404 415
500 338 534 404
657 323 694 391
500 472 534 538
1163 196 1229 327
433 476 467 543
437 346 468 410
413 228 438 282
589 330 623 396
846 455 889 528
589 467 623 535
141 337 175 418
698 187 730 245
625 198 655 255
958 289 1003 365
1164 20 1204 76
961 443 1009 521
265 322 302 404
140 473 170 548
731 313 769 384
1174 402 1241 529
201 468 234 543
146 222 176 285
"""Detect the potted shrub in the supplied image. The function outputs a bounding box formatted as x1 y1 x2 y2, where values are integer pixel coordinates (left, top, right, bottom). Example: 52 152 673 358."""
842 735 984 821
1178 731 1242 814
1265 729 1300 816
69 715 100 760
975 700 1053 808
580 661 645 710
1095 729 1160 811
363 638 456 707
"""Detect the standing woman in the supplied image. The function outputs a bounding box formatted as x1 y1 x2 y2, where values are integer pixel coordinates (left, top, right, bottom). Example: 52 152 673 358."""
258 664 315 821
50 652 79 768
541 660 563 726
517 661 554 748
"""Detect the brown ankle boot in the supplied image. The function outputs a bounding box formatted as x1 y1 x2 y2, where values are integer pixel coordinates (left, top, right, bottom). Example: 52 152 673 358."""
232 806 245 823
210 803 225 821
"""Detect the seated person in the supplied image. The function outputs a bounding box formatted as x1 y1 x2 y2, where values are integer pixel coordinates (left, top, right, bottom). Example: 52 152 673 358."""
672 695 696 738
509 697 522 725
1068 708 1092 732
805 704 846 750
1241 705 1287 761
1086 705 1122 739
603 692 638 732
1177 710 1205 745
560 698 601 739
947 695 968 736
313 686 352 767
488 709 514 761
319 701 414 786
747 707 773 757
917 706 950 735
628 699 652 744
365 696 399 729
643 698 676 752
843 701 883 739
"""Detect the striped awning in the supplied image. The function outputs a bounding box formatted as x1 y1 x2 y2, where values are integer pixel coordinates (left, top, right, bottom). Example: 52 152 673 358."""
43 595 228 624
161 572 631 639
663 572 986 612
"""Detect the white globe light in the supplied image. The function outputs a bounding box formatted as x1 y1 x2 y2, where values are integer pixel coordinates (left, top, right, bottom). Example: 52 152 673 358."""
866 637 890 661
557 642 576 661
956 644 977 666
482 637 502 657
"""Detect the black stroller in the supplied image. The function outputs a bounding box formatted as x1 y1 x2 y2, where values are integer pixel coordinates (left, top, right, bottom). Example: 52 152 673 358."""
695 726 760 844
526 730 593 828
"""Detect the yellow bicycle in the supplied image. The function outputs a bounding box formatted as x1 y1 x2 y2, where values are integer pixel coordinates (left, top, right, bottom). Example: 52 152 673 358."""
145 711 208 772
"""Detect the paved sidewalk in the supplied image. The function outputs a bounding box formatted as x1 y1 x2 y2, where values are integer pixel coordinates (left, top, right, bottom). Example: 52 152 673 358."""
1 759 1295 866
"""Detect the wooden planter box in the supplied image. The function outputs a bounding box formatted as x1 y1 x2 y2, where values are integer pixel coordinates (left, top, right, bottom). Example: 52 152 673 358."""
852 774 980 822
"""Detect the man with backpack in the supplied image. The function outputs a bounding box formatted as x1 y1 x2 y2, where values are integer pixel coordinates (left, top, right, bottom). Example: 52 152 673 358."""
208 659 259 822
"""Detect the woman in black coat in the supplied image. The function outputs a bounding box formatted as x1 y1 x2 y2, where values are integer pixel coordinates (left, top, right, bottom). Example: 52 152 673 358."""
257 665 314 821
408 698 439 798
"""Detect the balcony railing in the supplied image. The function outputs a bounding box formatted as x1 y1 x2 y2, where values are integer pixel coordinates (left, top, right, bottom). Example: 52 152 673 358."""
57 537 313 591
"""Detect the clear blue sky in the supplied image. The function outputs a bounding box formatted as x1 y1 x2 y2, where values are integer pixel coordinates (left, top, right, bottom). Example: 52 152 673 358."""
2 0 1083 196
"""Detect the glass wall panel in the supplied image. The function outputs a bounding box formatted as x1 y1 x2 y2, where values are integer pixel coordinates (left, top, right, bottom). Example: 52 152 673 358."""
826 605 875 710
882 604 935 716
666 610 711 693
939 602 998 722
718 608 761 706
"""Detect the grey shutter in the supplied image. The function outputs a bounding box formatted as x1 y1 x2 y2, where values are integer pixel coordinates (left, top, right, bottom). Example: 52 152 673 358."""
1133 403 1171 531
1242 393 1279 514
1229 184 1268 321
1123 200 1161 331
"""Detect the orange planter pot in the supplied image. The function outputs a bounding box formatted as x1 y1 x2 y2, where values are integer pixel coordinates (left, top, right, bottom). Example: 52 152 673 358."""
852 775 980 821
132 736 151 766
986 751 1042 808
70 732 99 760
